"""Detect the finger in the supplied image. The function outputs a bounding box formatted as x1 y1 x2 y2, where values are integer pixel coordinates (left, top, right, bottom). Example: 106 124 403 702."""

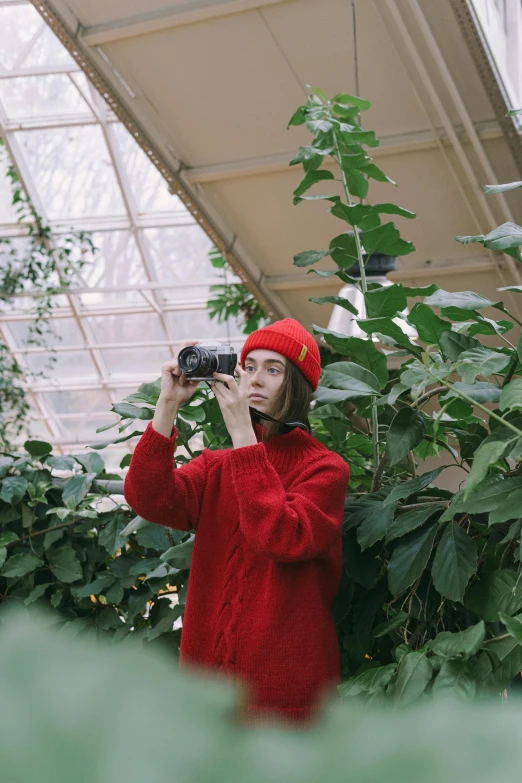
213 372 235 384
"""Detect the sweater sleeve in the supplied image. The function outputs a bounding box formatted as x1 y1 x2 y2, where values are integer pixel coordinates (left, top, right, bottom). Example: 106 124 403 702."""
228 443 350 562
123 421 207 532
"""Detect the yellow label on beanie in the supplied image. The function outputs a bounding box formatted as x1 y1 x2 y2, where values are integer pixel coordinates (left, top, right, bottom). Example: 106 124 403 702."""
298 344 308 362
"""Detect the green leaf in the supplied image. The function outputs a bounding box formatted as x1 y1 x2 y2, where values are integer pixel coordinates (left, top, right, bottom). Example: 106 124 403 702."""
332 92 371 111
322 361 380 394
499 378 522 411
431 522 477 602
360 163 396 186
46 546 83 583
0 476 28 503
406 303 451 345
386 504 443 543
386 408 426 466
88 430 143 450
121 515 149 536
313 387 362 404
99 517 127 555
432 660 476 698
429 621 485 658
356 501 397 551
358 317 421 354
45 455 78 471
388 523 438 596
373 203 416 219
0 547 6 569
293 249 331 267
61 473 96 508
373 612 409 638
136 523 172 551
365 284 407 318
73 452 105 475
178 404 205 423
329 201 373 226
74 573 115 598
309 295 358 315
499 612 522 645
489 488 522 525
361 223 415 257
384 468 446 506
403 284 440 297
393 652 433 706
456 347 510 384
329 232 359 268
160 537 194 570
287 105 306 127
23 440 52 458
0 531 18 547
1 553 42 578
464 430 517 497
23 583 50 606
425 290 497 310
338 664 396 697
443 381 502 404
293 170 335 204
312 328 389 387
484 181 522 194
439 330 482 361
111 402 154 421
466 570 522 621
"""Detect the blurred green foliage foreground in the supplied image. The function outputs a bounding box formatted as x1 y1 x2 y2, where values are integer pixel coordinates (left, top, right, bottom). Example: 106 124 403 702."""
1 608 522 783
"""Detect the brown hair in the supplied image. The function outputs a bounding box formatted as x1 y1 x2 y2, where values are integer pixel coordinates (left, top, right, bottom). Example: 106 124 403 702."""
260 358 314 441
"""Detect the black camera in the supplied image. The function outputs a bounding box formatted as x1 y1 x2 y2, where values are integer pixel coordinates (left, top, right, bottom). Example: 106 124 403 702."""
177 342 237 381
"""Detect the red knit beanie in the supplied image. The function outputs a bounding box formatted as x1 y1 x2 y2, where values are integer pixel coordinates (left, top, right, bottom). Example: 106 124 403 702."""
240 318 321 391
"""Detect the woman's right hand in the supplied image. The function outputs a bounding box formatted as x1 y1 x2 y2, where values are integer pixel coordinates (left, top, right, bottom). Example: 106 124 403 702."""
159 341 201 406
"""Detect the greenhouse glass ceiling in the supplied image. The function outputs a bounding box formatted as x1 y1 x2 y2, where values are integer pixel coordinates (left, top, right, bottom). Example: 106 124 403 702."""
0 0 245 470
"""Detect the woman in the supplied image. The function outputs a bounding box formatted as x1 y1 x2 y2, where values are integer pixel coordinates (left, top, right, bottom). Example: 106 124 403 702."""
123 318 350 729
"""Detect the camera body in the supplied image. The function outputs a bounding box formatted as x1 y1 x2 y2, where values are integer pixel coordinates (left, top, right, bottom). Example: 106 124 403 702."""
177 342 237 381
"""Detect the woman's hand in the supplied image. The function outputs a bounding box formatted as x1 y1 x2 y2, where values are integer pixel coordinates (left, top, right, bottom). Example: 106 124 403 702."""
159 341 201 407
212 364 257 448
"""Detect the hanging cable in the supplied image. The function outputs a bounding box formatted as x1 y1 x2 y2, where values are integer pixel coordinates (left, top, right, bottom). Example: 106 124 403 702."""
351 0 360 98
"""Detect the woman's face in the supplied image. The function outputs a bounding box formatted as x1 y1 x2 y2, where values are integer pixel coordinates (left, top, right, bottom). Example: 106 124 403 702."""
244 349 286 413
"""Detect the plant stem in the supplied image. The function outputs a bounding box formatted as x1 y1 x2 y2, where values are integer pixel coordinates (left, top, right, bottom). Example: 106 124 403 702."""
331 121 379 469
502 353 518 388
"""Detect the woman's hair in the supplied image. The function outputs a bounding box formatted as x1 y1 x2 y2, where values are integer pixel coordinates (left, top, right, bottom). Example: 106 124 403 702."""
262 359 314 441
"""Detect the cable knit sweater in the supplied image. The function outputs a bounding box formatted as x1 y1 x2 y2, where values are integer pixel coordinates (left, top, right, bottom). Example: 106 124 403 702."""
123 419 350 728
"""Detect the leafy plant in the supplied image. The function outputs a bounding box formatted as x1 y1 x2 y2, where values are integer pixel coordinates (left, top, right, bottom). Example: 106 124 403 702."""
0 136 95 448
207 246 270 334
288 89 522 703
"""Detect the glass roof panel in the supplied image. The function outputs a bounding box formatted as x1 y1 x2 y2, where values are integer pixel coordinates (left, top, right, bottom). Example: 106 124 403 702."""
0 1 247 458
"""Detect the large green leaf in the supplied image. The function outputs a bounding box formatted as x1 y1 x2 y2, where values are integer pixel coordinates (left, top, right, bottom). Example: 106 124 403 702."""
322 361 380 395
384 468 446 506
309 295 358 315
464 430 518 497
329 232 360 268
111 403 154 421
160 537 194 570
73 453 105 476
442 381 501 404
373 203 416 219
312 327 389 387
393 652 433 706
23 440 52 458
338 664 397 698
61 473 96 508
46 547 83 583
456 347 511 383
406 303 451 345
424 290 497 310
484 182 522 194
442 476 522 519
99 517 128 555
293 169 335 204
358 317 421 354
1 553 42 578
385 408 426 466
466 570 522 621
429 621 485 658
361 222 415 257
432 660 476 699
431 522 477 602
488 487 522 525
0 476 28 504
456 222 522 261
386 504 443 543
373 611 409 638
356 501 397 551
439 330 481 362
332 92 371 111
499 378 522 412
313 387 362 404
293 249 330 267
388 523 438 596
365 284 407 318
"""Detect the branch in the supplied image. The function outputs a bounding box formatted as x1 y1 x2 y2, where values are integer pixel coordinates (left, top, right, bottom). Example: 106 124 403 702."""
371 453 387 493
413 386 446 408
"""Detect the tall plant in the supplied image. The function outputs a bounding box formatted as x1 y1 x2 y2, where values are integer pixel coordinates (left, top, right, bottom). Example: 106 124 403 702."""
289 89 522 702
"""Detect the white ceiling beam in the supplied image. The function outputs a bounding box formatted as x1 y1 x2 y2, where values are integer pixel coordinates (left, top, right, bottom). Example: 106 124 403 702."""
18 337 245 354
80 0 290 47
4 277 239 300
184 122 504 184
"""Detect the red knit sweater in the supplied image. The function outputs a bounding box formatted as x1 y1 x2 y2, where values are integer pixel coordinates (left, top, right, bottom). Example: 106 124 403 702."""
123 420 350 728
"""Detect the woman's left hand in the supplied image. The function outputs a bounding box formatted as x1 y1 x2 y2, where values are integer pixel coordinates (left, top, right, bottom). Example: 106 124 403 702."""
212 364 257 448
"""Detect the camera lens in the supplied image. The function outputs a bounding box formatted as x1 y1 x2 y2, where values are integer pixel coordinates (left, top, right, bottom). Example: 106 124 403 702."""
178 346 218 377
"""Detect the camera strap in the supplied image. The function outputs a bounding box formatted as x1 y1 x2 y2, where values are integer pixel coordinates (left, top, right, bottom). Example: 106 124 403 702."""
249 406 310 434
